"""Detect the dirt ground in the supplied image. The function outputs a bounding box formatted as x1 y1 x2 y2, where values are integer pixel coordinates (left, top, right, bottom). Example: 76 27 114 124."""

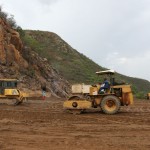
0 98 150 150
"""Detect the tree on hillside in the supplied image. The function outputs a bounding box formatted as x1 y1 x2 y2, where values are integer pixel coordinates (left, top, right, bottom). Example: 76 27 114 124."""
0 6 17 29
0 6 8 21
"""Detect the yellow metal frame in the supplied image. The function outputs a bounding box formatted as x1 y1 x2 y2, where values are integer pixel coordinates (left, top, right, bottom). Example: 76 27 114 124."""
63 100 92 109
4 89 19 96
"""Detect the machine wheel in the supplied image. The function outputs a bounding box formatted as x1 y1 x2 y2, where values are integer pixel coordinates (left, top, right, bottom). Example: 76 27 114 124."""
100 95 121 115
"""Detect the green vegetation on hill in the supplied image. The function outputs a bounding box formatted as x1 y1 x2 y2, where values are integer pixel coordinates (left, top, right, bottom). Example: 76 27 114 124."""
22 30 150 98
23 30 105 84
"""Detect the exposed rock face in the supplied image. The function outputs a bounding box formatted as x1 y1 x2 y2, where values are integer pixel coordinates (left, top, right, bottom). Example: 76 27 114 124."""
0 18 28 67
0 18 70 97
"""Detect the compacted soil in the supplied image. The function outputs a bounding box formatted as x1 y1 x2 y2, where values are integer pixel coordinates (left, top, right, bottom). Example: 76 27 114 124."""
0 98 150 150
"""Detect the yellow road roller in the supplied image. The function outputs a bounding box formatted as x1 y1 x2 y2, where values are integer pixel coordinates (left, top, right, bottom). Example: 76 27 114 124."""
64 70 133 115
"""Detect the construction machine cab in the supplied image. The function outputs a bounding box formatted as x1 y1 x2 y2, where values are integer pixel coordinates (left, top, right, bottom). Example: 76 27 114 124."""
95 69 115 93
0 79 24 105
0 79 18 95
95 70 127 95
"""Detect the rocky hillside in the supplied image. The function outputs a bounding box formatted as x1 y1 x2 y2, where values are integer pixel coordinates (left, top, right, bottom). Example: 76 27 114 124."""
0 17 70 97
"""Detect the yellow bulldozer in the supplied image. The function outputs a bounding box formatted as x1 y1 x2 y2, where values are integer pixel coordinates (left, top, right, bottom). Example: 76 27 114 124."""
64 70 133 115
0 79 27 105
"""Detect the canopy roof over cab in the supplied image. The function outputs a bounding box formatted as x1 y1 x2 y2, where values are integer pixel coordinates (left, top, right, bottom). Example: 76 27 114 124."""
0 79 18 82
96 69 115 75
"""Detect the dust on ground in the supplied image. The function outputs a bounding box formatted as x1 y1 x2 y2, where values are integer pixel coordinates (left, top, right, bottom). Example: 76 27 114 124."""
0 98 150 150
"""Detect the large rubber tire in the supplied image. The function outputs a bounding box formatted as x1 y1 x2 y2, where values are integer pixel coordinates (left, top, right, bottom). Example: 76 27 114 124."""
100 95 121 115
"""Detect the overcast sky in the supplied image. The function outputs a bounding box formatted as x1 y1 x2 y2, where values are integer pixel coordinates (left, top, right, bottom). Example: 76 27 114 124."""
1 0 150 81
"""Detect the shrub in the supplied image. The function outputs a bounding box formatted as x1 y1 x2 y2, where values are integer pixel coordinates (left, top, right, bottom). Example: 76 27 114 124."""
16 26 25 37
0 6 8 21
0 6 17 29
135 91 145 99
7 14 17 29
